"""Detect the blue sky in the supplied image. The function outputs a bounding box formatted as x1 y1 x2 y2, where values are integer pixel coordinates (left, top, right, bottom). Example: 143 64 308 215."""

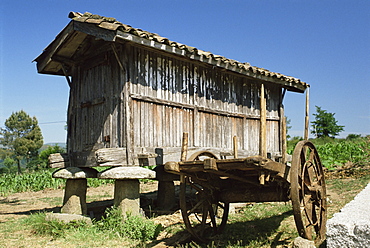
0 0 369 144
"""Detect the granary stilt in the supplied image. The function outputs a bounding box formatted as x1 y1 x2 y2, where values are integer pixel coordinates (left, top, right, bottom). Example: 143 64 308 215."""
114 179 140 216
52 167 98 215
62 179 87 215
98 167 156 216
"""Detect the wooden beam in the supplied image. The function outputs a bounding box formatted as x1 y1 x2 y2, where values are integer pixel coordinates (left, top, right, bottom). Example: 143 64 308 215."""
282 116 287 164
233 136 238 158
304 87 310 140
61 64 72 88
96 148 127 166
130 93 280 121
121 47 134 165
48 153 70 168
111 44 125 72
259 83 267 157
180 132 189 161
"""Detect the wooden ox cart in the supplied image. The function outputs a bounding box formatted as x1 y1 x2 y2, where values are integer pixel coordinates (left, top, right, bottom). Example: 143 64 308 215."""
165 134 326 244
34 12 326 243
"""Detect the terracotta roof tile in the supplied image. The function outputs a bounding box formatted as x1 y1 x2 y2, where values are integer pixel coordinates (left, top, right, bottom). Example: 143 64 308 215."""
68 11 308 90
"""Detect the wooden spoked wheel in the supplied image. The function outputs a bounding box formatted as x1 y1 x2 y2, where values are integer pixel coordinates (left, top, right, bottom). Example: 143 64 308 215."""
188 150 219 161
291 140 327 244
180 175 229 242
180 151 228 242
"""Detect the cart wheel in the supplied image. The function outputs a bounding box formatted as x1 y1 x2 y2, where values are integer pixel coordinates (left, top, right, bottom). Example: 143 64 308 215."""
291 140 327 243
180 175 229 242
188 151 218 161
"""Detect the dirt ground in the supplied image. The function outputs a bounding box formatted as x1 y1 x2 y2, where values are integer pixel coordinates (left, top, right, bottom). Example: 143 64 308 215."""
0 182 160 222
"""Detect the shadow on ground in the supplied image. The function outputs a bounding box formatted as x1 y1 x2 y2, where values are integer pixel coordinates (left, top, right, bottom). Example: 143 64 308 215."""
147 210 294 247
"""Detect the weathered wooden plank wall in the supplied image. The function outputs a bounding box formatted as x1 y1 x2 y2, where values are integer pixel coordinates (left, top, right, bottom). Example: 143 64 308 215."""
125 44 282 157
67 43 283 167
68 55 123 164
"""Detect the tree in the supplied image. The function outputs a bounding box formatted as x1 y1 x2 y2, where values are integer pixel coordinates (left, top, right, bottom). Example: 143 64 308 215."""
0 110 43 173
311 106 344 138
286 117 292 139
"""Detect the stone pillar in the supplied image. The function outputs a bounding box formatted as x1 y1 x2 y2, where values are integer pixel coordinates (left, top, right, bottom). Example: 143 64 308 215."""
114 179 140 216
52 167 98 216
157 181 175 211
62 179 87 215
155 165 179 211
98 166 156 216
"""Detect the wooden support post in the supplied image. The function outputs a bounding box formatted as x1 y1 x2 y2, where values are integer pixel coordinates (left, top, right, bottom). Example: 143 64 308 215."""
233 136 238 158
61 64 72 88
259 171 265 185
304 87 310 140
259 83 267 157
124 83 134 165
181 132 189 162
282 116 287 164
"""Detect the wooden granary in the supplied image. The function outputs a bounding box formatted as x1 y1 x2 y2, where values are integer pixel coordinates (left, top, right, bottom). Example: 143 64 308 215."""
35 12 309 168
34 14 329 244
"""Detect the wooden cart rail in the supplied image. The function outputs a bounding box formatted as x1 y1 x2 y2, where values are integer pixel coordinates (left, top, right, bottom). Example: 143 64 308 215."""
165 155 291 187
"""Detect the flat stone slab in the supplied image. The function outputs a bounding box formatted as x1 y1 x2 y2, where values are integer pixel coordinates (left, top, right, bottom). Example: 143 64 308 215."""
327 182 370 247
292 237 315 248
98 166 156 179
45 213 92 225
52 167 98 179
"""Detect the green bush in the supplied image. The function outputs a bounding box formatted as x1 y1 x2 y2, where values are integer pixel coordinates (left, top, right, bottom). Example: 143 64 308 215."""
24 207 162 242
97 206 162 241
24 213 88 238
27 144 66 171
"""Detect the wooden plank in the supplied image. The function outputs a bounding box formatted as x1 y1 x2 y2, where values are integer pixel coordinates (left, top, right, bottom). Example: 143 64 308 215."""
220 185 290 203
282 116 287 164
180 132 189 161
48 153 70 168
259 83 267 157
123 52 134 165
233 136 238 158
96 148 127 166
304 87 310 140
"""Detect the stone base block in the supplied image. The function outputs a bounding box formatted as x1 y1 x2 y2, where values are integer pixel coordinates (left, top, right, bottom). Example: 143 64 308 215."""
157 181 175 211
45 213 92 225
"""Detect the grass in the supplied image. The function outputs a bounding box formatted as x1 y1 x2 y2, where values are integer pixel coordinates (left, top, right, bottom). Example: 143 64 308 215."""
216 203 297 247
0 207 162 248
326 174 370 218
